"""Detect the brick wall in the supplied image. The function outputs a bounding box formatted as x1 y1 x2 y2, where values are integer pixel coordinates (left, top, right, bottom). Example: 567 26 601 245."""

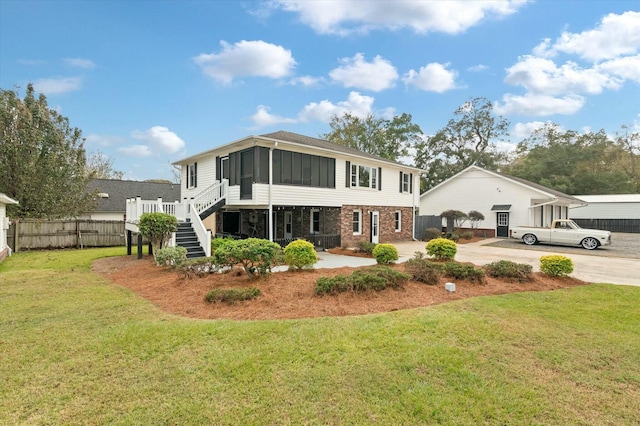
340 205 413 247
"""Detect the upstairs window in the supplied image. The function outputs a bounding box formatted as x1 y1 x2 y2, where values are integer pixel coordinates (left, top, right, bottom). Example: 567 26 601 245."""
399 171 412 193
350 163 380 189
187 162 197 188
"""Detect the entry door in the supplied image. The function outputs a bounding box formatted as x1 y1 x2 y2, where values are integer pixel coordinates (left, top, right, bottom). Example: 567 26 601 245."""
496 212 509 238
284 211 293 240
370 211 380 244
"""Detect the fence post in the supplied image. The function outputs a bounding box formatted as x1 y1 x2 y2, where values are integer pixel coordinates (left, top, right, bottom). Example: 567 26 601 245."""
14 219 19 253
157 197 163 213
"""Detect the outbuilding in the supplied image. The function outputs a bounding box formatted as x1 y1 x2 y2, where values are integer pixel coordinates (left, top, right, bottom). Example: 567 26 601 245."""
570 194 640 233
419 165 586 238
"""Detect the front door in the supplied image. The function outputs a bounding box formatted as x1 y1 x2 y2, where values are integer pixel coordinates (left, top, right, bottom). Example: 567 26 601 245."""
284 211 292 240
371 211 380 244
496 212 509 238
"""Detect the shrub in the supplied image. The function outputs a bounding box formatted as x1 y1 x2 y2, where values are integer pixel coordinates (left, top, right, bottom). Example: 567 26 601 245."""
284 239 318 270
540 255 574 277
355 241 377 254
372 243 399 264
468 210 485 229
443 262 486 284
315 266 410 295
404 256 444 285
485 260 533 282
426 238 457 260
178 257 219 279
459 231 474 240
205 287 261 304
155 246 187 268
423 227 442 241
213 238 282 278
138 212 178 259
211 236 235 252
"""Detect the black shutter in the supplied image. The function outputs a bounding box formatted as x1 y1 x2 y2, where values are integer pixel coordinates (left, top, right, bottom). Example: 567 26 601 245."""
186 165 190 188
409 173 413 194
399 171 403 193
194 162 197 188
215 156 221 181
345 161 351 187
378 167 382 191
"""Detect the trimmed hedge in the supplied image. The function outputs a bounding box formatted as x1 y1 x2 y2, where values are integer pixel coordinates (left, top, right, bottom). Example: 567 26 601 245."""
443 262 486 284
404 256 444 285
283 239 318 270
205 287 261 304
155 246 187 268
315 266 410 295
484 260 533 282
372 244 399 264
426 238 457 260
355 241 377 254
540 255 574 277
213 238 282 278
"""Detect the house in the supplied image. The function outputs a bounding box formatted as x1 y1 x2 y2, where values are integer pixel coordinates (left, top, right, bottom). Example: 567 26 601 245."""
419 165 586 238
125 131 421 257
570 194 640 233
83 179 180 221
0 193 19 262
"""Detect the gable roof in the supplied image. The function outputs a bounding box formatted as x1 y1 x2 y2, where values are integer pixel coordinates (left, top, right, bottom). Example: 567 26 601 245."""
421 165 585 205
174 130 420 170
574 194 640 203
87 179 180 212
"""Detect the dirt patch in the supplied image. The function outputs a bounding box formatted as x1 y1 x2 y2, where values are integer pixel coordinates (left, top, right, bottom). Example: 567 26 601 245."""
92 255 588 321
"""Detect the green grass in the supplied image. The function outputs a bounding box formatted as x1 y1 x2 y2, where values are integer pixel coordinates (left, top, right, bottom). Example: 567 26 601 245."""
1 248 639 425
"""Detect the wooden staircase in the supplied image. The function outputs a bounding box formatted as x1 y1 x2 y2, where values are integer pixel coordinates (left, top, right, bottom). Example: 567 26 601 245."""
176 221 206 258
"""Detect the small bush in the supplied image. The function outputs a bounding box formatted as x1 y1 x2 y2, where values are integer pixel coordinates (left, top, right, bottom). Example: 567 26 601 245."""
155 246 187 268
372 243 399 264
205 287 260 304
459 231 474 240
284 239 318 270
211 236 235 252
540 255 574 277
485 260 533 282
423 227 442 241
213 238 282 278
315 266 410 295
404 256 444 285
426 238 457 260
443 262 486 284
355 241 377 254
178 257 219 279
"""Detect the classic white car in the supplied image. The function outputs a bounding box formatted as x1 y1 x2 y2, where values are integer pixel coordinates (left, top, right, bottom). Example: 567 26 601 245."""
510 219 611 250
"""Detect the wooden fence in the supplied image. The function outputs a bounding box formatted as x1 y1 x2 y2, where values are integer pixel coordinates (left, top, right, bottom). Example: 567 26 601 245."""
414 215 443 241
8 219 127 251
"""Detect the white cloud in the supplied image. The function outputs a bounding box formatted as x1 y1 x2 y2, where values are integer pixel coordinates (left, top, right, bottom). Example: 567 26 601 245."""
193 40 296 84
298 91 377 122
495 93 585 116
533 11 640 61
269 0 528 35
504 55 622 95
64 58 96 69
511 121 557 139
288 75 324 87
251 105 297 127
17 59 46 66
468 64 489 72
598 54 640 82
403 62 458 93
85 134 126 147
130 126 186 154
32 76 83 95
329 53 398 91
118 145 152 157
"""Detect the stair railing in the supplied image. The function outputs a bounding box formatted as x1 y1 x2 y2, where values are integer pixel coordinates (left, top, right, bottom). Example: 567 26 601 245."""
192 179 228 216
187 199 211 257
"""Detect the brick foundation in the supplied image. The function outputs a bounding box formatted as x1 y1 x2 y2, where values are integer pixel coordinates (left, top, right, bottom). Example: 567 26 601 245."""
340 205 413 247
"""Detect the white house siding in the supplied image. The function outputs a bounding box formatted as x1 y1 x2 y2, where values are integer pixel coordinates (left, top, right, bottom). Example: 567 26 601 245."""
181 154 217 201
0 202 7 253
420 168 545 232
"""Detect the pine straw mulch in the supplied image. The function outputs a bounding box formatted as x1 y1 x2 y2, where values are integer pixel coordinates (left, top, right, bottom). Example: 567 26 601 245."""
92 255 588 321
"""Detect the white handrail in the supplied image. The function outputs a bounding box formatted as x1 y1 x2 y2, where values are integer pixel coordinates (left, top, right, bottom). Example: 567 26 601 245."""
193 179 227 215
188 200 211 257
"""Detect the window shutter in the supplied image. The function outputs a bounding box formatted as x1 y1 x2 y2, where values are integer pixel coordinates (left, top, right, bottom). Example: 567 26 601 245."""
409 173 413 194
378 167 382 191
399 171 403 193
194 162 198 188
345 161 351 188
215 156 221 181
186 165 190 188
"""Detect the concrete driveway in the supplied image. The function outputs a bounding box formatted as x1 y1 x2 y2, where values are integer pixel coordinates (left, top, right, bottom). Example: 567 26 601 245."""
393 239 640 287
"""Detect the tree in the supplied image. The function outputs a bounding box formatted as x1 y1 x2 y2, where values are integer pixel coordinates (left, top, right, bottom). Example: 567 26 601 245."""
138 212 178 259
415 97 510 191
506 124 638 194
440 209 468 233
323 112 423 161
468 210 485 229
86 150 124 179
0 84 96 218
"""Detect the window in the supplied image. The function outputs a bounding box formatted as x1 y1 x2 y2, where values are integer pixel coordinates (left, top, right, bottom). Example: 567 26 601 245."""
221 157 229 180
394 210 401 232
350 163 377 189
187 162 197 188
272 149 335 188
310 209 320 234
402 173 410 192
352 210 362 235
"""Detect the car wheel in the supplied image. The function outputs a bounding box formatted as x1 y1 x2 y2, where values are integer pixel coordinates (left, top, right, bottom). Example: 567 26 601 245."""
522 234 537 245
581 237 599 250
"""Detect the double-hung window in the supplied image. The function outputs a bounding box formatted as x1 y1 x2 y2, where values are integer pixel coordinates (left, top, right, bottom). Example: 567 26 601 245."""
310 209 320 234
187 162 197 188
350 164 378 189
352 210 362 235
394 211 401 232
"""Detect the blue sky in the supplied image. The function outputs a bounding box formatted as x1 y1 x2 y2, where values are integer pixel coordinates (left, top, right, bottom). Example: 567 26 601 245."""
1 0 638 182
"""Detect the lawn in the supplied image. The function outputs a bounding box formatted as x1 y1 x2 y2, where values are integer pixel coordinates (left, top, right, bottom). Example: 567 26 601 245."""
1 248 639 425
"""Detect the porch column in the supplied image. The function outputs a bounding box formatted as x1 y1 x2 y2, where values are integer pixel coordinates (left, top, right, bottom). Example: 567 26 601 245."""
268 146 273 241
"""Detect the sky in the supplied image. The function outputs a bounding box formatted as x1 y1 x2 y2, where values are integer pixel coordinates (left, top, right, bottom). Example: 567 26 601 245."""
1 0 639 182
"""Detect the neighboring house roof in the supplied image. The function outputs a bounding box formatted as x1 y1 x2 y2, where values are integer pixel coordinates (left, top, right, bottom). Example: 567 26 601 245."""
421 165 586 205
173 130 421 171
574 194 640 203
0 193 19 205
87 179 180 212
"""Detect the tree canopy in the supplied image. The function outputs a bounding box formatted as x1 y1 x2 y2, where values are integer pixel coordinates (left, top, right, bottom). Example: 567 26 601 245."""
0 84 96 218
414 97 511 191
322 112 423 162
